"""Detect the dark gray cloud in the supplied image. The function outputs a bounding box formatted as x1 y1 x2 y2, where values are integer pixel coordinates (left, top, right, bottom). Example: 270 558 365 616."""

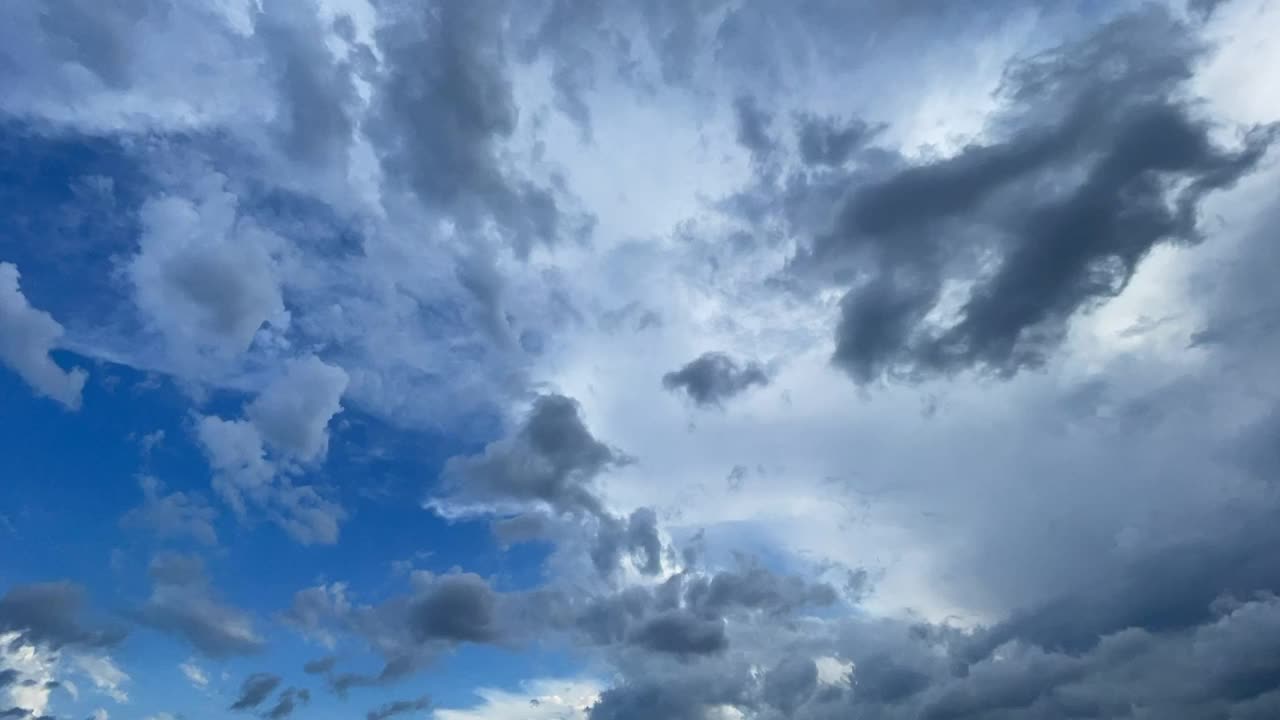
442 393 625 515
682 565 838 616
409 573 498 644
588 662 757 720
301 655 335 675
662 352 769 407
795 113 880 168
136 553 264 657
284 572 522 695
369 0 562 254
0 670 16 689
264 687 310 720
733 95 776 163
229 673 281 712
442 392 666 578
763 656 819 715
767 7 1278 384
590 507 664 577
955 519 1280 668
628 610 727 657
0 581 124 650
365 695 431 720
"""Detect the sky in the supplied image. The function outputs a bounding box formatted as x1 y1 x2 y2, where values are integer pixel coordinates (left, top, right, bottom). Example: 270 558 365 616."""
1 0 1280 719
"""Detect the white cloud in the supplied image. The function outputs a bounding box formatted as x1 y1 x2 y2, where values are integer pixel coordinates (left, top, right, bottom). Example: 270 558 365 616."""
0 632 58 716
247 355 350 462
179 659 209 689
72 654 130 704
0 262 88 409
195 354 348 544
433 678 602 720
127 172 289 369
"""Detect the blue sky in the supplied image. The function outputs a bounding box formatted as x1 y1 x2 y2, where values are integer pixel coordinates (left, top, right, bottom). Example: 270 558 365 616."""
3 1 1280 720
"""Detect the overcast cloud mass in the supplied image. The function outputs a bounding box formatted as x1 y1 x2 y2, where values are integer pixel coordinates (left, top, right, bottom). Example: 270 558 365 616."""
2 1 1280 718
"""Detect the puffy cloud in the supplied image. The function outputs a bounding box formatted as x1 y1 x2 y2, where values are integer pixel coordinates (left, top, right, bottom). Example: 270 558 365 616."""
136 553 264 658
0 583 124 650
282 571 523 693
246 355 350 463
253 0 358 169
127 173 289 364
0 263 87 410
408 573 499 645
661 352 770 408
368 0 564 254
627 610 727 657
119 476 218 546
440 394 624 517
196 355 348 544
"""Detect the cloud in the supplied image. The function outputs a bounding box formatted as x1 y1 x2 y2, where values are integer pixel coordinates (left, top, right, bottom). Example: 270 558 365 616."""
178 661 207 690
661 352 769 407
264 687 310 720
70 655 128 704
136 553 264 658
301 656 335 675
0 583 124 650
440 394 625 516
365 694 430 720
368 0 562 254
627 611 726 657
127 173 289 364
246 355 350 463
229 673 280 712
119 476 218 546
253 0 357 169
785 7 1278 383
0 263 87 409
196 354 348 544
408 573 499 645
732 95 776 163
283 572 523 693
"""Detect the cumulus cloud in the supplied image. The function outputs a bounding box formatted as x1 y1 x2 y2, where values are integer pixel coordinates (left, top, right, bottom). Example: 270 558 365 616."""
119 476 218 546
127 173 289 364
440 394 625 516
136 553 264 658
661 352 770 407
4 1 1280 719
196 354 348 544
247 355 350 462
0 263 87 409
0 583 124 651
